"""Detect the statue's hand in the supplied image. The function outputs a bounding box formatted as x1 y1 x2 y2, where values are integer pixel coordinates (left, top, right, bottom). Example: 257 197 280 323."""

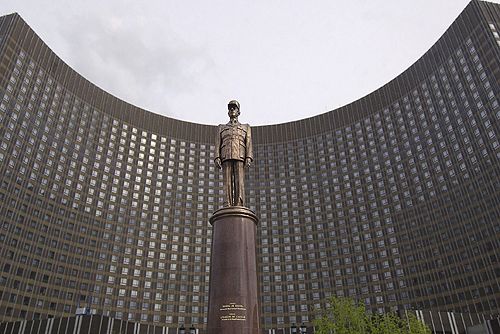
215 157 222 169
245 157 252 167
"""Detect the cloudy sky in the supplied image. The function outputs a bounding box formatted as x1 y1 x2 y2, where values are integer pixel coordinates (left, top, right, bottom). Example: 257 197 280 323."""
1 0 494 125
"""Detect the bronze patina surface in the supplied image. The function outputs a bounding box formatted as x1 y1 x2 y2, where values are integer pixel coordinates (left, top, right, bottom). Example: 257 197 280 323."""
214 100 253 207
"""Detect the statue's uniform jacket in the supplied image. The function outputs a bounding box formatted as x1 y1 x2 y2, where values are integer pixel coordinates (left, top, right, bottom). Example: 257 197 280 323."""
215 123 253 162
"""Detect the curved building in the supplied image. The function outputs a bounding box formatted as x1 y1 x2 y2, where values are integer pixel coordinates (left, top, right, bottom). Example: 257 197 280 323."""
0 0 499 332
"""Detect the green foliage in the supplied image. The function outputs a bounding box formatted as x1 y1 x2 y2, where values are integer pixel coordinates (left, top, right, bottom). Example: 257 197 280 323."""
313 297 431 334
314 297 367 334
406 312 432 334
369 313 404 334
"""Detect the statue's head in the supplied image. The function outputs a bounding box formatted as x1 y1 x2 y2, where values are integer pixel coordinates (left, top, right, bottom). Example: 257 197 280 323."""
228 100 240 119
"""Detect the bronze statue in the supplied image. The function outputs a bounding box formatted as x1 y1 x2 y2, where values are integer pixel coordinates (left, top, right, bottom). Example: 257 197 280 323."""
215 100 253 207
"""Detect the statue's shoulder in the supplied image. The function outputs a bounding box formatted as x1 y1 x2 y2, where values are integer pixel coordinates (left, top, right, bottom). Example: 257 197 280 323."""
235 124 251 131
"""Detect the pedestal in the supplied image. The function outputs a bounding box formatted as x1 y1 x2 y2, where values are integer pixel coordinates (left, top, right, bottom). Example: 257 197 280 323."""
207 206 260 334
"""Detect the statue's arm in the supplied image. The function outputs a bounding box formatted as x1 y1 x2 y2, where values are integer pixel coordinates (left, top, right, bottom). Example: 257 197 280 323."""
246 125 253 162
215 125 221 167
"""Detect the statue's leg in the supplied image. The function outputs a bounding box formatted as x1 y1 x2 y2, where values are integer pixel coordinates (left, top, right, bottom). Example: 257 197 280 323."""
236 161 245 206
230 161 238 206
222 161 232 206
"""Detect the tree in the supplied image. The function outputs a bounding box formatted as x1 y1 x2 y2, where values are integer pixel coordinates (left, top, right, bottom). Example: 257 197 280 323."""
406 312 432 334
369 312 405 334
314 297 431 334
314 296 368 334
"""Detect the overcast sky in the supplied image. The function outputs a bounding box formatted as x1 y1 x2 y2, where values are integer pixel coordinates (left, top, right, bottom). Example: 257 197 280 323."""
1 0 496 125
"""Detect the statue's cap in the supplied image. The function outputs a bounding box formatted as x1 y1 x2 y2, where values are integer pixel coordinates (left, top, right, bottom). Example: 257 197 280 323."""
228 100 240 109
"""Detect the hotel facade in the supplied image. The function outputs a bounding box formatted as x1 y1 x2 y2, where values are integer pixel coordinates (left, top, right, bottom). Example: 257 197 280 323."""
0 1 499 332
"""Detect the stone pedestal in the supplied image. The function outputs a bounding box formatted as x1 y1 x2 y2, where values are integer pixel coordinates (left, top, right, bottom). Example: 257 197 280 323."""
207 206 260 334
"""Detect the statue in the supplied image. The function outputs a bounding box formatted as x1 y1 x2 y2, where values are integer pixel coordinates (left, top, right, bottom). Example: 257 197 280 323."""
215 100 253 207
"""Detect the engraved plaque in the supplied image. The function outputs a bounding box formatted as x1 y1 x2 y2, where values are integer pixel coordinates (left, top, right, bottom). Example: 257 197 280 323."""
220 303 247 321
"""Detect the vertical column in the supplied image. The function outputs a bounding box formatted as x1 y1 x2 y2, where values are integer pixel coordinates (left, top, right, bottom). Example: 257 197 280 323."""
207 206 260 334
